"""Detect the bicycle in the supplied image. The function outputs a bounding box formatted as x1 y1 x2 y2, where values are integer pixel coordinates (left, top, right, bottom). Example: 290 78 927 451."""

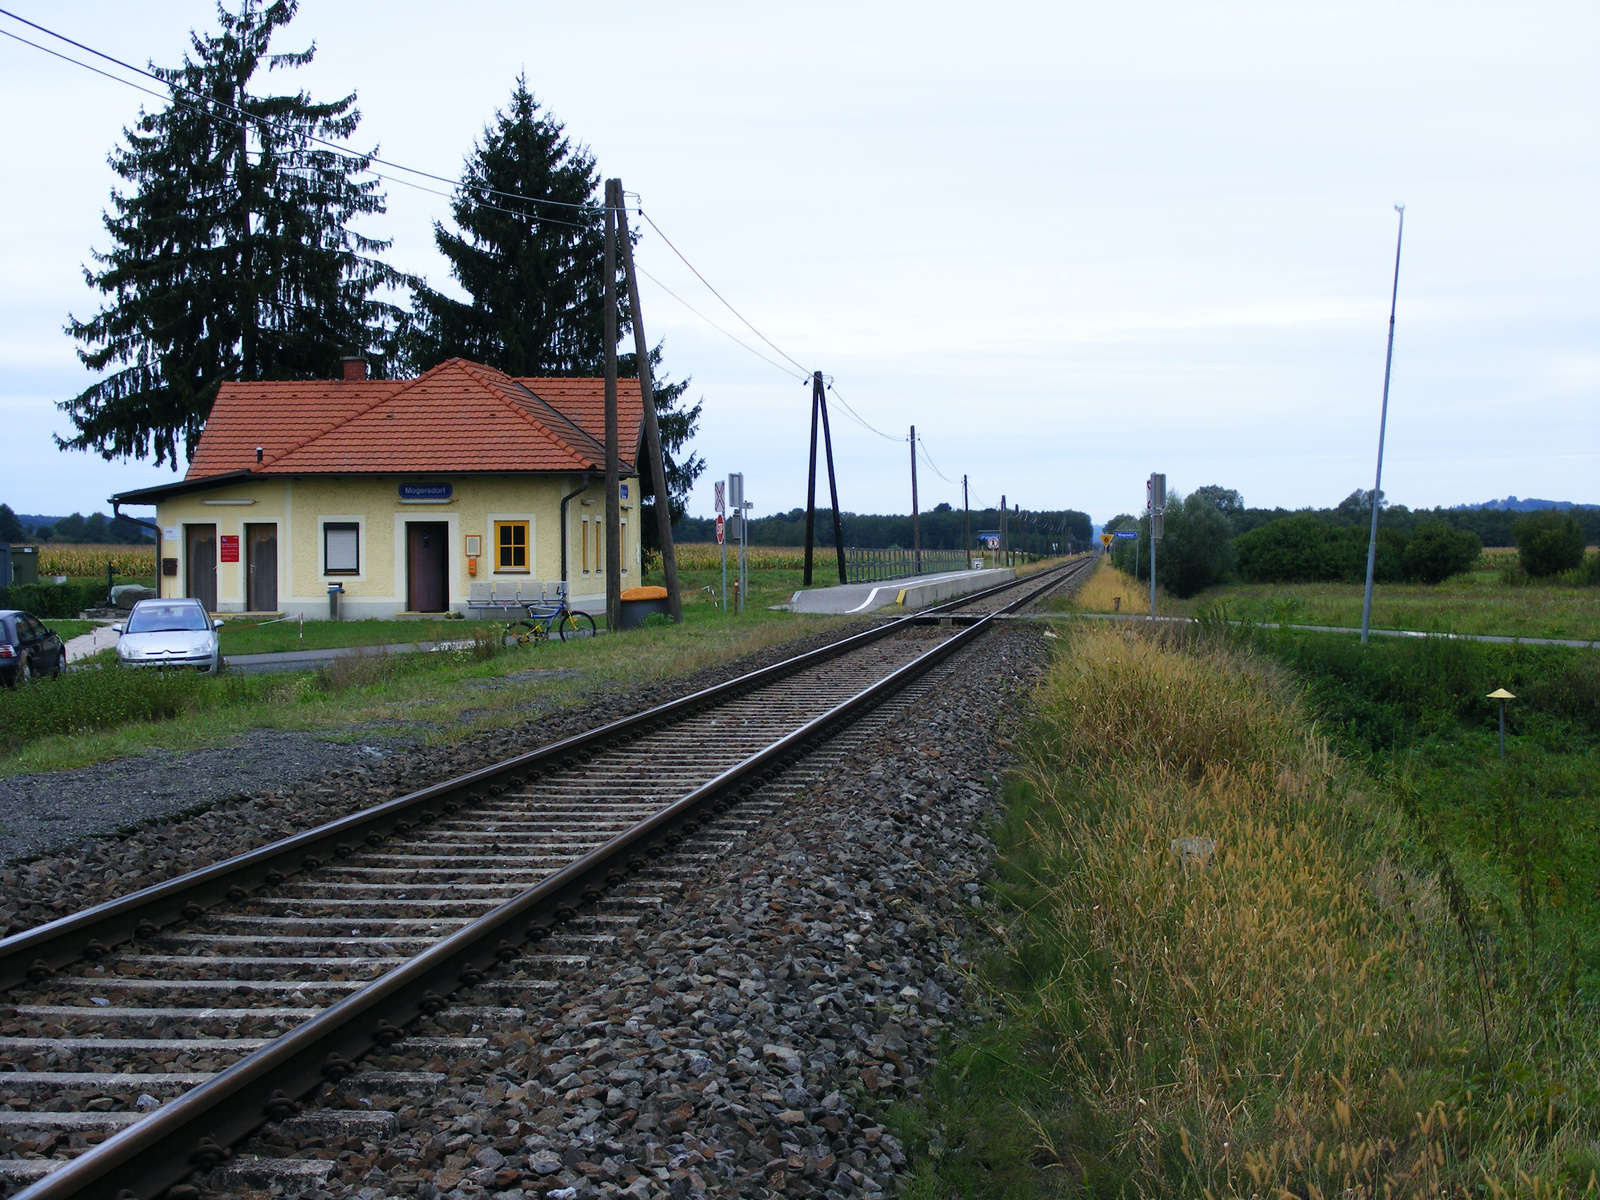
506 599 597 645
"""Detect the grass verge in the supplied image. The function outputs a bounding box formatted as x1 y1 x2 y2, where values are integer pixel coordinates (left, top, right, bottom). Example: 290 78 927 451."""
1 604 846 776
902 625 1599 1198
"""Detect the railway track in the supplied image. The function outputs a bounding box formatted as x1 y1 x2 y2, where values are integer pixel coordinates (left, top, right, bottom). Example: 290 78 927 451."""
0 556 1094 1200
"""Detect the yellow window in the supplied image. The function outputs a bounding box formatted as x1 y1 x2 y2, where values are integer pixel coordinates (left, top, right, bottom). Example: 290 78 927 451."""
495 521 529 571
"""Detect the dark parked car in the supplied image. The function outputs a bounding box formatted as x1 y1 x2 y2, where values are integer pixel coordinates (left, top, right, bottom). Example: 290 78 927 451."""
0 609 66 687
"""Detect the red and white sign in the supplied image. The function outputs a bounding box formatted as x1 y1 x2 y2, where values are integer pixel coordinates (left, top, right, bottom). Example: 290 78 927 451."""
219 535 240 563
715 515 725 545
714 481 726 515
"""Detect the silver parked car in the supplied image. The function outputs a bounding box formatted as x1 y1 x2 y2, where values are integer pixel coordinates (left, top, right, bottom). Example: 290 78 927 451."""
114 598 225 672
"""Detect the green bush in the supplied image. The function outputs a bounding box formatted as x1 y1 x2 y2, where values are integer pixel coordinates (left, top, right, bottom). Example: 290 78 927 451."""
1107 492 1234 598
0 665 204 751
1515 510 1586 577
1233 516 1406 584
0 581 106 619
1576 550 1600 588
1402 520 1482 584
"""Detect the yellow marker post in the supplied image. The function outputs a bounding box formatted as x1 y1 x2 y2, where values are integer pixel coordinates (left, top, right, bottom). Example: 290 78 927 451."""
1487 687 1515 759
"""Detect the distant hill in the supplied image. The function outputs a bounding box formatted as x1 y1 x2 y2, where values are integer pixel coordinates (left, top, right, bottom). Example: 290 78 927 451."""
1452 497 1598 513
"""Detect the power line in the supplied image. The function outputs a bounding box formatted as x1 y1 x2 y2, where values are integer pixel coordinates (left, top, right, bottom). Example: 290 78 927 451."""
0 7 603 216
0 22 607 236
636 209 811 376
635 265 807 382
916 437 957 485
824 382 902 442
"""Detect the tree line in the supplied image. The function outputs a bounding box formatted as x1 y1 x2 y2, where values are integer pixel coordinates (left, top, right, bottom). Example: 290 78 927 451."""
673 505 1094 554
1106 486 1599 598
0 505 154 545
58 0 702 527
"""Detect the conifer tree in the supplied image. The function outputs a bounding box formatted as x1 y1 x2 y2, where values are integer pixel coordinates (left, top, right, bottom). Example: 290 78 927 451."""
62 0 405 468
410 77 703 518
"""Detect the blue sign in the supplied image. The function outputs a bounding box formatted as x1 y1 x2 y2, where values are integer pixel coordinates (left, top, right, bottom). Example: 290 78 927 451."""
1113 530 1138 539
399 482 452 502
620 483 630 499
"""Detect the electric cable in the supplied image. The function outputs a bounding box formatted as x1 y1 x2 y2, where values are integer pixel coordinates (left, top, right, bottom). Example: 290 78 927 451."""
636 209 811 377
635 265 808 382
916 437 958 485
823 382 903 443
0 24 602 235
0 7 604 215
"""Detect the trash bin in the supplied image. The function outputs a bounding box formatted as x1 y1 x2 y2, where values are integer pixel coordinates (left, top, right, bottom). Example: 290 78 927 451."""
328 582 345 620
617 585 670 630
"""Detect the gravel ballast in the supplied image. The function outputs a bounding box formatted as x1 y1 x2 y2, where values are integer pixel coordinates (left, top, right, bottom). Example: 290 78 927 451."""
204 624 1049 1200
0 623 870 934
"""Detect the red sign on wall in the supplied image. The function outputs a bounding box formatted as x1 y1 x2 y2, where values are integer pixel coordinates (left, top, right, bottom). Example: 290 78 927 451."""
219 535 240 563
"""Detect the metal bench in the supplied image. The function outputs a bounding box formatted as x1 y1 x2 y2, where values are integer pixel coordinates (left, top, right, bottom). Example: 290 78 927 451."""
466 580 533 619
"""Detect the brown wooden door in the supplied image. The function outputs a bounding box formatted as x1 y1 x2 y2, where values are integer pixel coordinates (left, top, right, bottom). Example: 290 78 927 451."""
185 524 217 612
246 524 278 612
407 522 448 612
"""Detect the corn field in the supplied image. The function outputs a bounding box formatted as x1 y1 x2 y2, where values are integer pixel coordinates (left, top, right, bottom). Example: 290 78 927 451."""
37 545 157 578
672 543 809 571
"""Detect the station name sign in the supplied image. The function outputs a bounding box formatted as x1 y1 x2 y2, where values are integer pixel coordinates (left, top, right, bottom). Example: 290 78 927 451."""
399 483 452 502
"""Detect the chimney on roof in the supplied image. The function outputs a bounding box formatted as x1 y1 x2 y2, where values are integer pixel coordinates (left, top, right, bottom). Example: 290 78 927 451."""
255 446 264 464
340 356 368 382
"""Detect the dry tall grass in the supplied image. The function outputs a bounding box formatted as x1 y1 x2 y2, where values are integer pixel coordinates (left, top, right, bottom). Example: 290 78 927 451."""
968 626 1598 1198
1060 555 1156 613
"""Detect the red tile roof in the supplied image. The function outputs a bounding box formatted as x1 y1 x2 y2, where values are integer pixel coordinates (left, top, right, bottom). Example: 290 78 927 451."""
186 359 643 479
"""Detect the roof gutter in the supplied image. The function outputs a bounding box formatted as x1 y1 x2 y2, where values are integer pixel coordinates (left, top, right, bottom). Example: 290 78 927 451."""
559 474 594 591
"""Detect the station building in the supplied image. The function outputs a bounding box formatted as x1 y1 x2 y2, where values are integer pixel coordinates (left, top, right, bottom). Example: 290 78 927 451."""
111 357 645 619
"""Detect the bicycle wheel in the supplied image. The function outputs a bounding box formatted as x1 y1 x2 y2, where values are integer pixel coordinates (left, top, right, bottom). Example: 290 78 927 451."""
558 611 597 641
506 620 542 646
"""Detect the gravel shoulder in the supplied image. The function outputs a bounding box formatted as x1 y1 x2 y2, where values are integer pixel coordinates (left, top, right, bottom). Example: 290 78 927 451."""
0 622 871 933
209 624 1049 1200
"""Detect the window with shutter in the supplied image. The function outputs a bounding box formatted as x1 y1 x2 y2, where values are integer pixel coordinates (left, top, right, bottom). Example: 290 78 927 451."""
324 523 360 574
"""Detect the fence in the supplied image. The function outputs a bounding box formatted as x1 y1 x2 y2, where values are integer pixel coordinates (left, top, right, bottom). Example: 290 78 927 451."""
843 547 973 584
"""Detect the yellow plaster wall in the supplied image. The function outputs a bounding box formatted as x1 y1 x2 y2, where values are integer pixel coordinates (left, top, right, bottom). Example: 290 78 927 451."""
153 473 641 617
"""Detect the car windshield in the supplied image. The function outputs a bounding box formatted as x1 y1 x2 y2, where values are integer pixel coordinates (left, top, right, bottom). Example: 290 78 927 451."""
126 603 210 633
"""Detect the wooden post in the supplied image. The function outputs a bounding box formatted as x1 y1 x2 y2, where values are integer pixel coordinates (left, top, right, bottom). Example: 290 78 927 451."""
615 189 683 621
603 178 622 633
802 372 821 587
818 386 847 584
962 474 970 565
1000 494 1007 567
909 425 921 575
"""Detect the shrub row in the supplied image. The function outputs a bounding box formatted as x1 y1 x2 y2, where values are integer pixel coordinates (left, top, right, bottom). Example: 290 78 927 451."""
0 665 205 751
0 581 111 619
1233 515 1481 585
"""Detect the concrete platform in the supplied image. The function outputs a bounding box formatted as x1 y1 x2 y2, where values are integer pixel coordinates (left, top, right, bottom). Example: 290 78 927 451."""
779 568 1015 615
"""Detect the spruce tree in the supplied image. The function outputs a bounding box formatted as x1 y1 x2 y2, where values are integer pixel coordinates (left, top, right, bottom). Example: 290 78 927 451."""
62 0 404 468
411 77 703 517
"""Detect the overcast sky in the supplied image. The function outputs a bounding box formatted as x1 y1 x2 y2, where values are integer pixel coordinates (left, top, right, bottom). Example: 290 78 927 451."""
1 1 1595 525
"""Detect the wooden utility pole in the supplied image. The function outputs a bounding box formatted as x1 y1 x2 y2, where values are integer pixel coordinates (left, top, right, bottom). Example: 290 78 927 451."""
802 372 849 585
909 425 921 575
603 178 622 633
1000 494 1007 567
803 374 821 587
615 185 683 621
962 474 970 564
818 383 847 584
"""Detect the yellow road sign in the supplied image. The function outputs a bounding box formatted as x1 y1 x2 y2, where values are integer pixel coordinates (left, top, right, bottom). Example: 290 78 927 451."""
1099 533 1113 547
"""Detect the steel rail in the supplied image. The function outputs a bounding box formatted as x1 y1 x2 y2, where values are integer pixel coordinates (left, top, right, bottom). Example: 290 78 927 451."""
0 561 1080 993
7 560 1080 1199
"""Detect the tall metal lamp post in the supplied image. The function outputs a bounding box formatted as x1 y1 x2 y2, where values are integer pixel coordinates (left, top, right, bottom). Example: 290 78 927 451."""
1488 687 1515 759
1360 204 1406 645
